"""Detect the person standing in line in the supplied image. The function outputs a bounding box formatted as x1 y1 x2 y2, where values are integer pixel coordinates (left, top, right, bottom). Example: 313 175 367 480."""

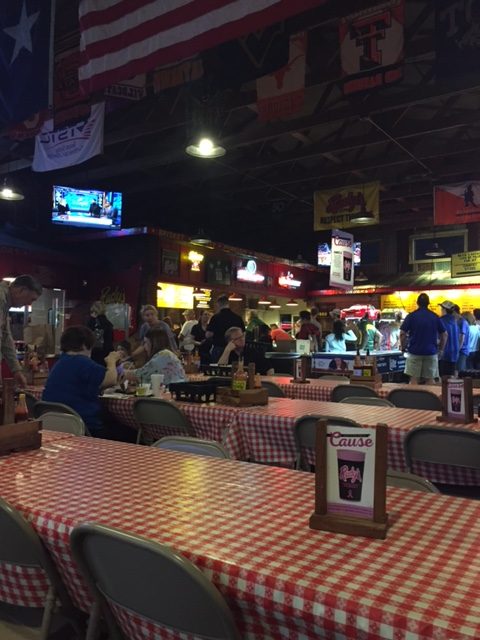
462 312 479 370
191 310 212 366
473 308 480 368
87 301 114 365
438 301 461 377
179 309 197 353
206 295 245 363
453 304 469 372
400 293 447 385
0 275 42 387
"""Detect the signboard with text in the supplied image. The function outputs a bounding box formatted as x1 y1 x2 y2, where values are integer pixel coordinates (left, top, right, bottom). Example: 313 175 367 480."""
451 251 480 278
329 229 354 290
314 182 379 230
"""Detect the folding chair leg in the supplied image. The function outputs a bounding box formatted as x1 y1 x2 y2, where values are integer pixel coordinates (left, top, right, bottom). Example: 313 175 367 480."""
135 427 143 445
86 600 101 640
39 586 56 640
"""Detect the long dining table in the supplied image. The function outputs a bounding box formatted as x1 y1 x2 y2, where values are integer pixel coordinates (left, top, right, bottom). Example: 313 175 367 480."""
101 394 480 485
1 433 480 640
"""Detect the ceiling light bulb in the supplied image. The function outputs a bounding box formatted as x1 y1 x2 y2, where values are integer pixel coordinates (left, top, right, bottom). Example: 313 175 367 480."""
198 138 214 156
1 187 13 198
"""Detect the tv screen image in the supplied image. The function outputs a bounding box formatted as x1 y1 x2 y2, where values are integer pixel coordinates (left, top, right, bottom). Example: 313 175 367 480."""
52 185 122 229
317 241 361 267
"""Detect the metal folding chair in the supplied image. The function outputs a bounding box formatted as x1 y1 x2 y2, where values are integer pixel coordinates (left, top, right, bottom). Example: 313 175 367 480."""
331 384 380 402
386 470 440 493
294 414 362 471
133 398 194 444
152 436 229 458
0 498 82 640
39 412 86 436
260 380 286 397
339 396 394 407
70 523 241 640
33 401 83 420
387 388 442 411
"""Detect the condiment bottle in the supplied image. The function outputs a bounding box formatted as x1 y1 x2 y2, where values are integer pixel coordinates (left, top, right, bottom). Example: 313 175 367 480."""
15 393 29 423
354 348 361 366
232 359 248 391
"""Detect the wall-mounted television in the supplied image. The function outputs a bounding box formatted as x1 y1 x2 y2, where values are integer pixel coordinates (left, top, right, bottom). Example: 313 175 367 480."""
52 185 123 229
318 241 361 267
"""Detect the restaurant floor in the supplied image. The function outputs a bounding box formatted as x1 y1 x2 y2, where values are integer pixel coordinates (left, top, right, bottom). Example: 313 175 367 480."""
0 603 82 639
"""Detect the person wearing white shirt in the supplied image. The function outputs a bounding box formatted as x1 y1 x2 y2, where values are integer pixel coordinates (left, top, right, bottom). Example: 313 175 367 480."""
325 320 359 353
179 309 198 352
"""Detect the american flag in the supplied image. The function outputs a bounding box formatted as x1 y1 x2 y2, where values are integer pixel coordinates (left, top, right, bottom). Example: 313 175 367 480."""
78 0 325 94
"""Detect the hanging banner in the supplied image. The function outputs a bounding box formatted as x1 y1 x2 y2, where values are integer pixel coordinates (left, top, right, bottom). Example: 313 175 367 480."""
105 74 147 101
339 0 404 95
436 1 480 78
434 181 480 226
329 229 354 291
32 102 105 172
53 46 93 128
314 181 379 230
256 32 306 122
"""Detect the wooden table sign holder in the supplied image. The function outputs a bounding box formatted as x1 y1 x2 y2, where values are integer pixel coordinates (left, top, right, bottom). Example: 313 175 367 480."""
291 355 310 383
309 419 389 539
0 379 42 455
437 376 477 424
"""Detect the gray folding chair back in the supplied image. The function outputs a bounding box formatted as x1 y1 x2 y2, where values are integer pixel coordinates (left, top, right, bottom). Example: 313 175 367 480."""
387 388 442 411
71 523 241 640
260 380 286 397
39 411 86 436
405 426 480 470
339 396 394 407
24 392 38 415
0 498 80 640
133 398 194 444
33 400 82 420
152 436 229 458
294 414 362 470
386 470 440 493
331 384 379 402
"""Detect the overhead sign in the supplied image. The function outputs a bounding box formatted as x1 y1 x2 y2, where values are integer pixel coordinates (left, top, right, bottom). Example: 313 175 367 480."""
451 251 480 278
329 229 354 291
278 272 302 288
156 283 193 309
314 181 379 230
434 182 480 226
237 260 265 283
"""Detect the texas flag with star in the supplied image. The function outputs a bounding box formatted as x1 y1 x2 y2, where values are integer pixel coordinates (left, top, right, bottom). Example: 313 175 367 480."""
0 1 53 129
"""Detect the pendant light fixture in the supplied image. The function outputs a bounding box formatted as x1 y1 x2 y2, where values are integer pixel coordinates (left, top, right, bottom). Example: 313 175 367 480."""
185 136 226 158
228 292 242 302
354 271 369 283
286 298 298 307
269 300 281 309
350 208 375 224
0 177 24 201
185 86 226 158
424 242 446 258
258 296 271 305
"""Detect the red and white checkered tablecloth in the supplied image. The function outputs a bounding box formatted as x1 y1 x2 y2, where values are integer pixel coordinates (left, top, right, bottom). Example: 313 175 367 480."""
223 398 480 485
1 437 480 639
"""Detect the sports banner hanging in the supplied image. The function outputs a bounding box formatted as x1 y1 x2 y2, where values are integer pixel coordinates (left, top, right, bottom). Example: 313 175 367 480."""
434 182 480 226
32 102 104 172
436 0 480 78
339 0 404 95
329 229 354 291
314 181 379 230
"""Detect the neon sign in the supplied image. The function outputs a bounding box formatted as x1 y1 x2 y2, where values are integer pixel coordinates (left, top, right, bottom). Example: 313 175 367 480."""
237 259 265 283
188 250 204 272
278 271 302 288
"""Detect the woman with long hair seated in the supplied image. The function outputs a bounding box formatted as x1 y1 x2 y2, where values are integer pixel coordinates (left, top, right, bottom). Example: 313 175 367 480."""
325 320 359 353
123 327 186 386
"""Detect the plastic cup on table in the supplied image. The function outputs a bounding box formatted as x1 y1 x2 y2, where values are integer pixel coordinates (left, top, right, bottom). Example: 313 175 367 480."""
150 374 164 397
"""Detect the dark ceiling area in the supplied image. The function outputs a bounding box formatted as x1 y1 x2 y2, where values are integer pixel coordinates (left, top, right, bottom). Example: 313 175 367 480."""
1 0 480 263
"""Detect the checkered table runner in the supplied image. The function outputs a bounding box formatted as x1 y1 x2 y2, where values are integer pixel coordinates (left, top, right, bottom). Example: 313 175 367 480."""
0 437 480 639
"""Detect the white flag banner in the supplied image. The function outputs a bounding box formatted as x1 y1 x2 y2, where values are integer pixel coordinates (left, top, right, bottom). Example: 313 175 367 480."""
33 102 104 172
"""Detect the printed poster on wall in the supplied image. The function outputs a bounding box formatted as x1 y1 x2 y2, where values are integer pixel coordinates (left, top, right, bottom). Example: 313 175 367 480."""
339 0 404 95
434 182 480 226
329 229 354 291
314 181 379 230
326 423 376 519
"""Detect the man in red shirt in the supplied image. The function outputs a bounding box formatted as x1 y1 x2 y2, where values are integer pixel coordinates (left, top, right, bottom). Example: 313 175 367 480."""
296 310 321 350
270 323 293 342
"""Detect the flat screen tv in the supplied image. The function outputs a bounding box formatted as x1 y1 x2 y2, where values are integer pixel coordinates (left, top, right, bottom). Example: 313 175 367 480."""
317 241 361 267
52 185 123 229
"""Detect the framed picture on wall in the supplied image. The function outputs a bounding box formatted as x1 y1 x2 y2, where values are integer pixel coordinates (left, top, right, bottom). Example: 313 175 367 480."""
206 258 231 285
162 249 179 276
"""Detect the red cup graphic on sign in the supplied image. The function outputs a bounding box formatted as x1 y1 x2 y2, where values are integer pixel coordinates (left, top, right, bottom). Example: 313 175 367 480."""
450 390 461 413
337 449 365 501
343 252 352 282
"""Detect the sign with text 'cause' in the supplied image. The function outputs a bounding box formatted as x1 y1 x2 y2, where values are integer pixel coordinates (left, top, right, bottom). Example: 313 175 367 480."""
329 229 354 291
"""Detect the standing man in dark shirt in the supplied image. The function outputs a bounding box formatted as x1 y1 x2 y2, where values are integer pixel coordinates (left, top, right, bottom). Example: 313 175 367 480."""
206 294 245 363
